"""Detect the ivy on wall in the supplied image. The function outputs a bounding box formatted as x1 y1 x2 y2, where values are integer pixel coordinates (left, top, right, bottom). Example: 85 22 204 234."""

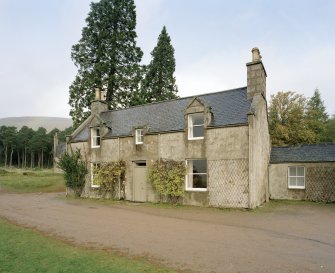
93 160 126 196
148 159 186 202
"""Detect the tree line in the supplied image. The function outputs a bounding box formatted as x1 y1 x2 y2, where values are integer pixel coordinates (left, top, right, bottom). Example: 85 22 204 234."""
269 89 335 146
0 126 73 168
69 0 178 128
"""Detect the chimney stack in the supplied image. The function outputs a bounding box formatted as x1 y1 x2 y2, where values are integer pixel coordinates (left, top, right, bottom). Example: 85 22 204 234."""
246 47 267 100
91 87 108 115
95 87 101 101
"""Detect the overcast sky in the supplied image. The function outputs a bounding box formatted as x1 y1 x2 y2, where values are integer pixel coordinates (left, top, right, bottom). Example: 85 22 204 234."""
0 0 334 119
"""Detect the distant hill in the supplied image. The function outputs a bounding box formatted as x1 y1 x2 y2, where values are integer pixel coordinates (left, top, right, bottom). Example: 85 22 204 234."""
0 117 72 132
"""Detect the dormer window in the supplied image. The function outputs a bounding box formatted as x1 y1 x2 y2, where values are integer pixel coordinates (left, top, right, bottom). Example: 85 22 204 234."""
135 129 144 144
188 113 204 140
91 128 101 148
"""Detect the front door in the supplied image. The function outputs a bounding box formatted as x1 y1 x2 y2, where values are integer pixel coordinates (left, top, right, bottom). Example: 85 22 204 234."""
133 162 147 202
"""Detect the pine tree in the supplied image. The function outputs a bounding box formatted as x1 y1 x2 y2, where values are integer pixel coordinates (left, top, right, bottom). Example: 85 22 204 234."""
69 0 143 126
305 89 328 142
140 26 178 104
323 115 335 142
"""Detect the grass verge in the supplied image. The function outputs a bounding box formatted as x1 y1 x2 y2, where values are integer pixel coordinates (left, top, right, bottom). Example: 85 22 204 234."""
0 168 65 193
0 217 177 273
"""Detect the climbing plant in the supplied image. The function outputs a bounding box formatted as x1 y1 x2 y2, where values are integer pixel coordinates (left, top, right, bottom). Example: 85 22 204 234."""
93 160 126 197
148 159 186 202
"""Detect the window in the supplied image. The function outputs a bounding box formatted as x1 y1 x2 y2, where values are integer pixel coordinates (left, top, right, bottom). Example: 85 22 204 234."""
188 113 204 139
91 163 100 188
288 166 305 189
91 128 101 148
135 129 144 144
135 161 146 166
186 159 207 191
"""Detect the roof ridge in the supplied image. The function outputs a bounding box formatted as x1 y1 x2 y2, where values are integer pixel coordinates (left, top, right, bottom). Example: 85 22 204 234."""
100 86 247 114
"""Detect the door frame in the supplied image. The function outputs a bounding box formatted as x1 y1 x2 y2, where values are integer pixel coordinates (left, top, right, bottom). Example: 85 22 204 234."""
132 160 147 202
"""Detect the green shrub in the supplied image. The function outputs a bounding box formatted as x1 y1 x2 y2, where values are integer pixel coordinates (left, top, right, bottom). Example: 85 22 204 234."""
93 161 126 197
148 159 186 202
57 149 87 197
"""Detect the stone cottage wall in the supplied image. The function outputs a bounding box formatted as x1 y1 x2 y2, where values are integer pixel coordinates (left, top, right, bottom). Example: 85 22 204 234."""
269 162 335 202
248 94 270 208
72 123 250 208
206 126 249 208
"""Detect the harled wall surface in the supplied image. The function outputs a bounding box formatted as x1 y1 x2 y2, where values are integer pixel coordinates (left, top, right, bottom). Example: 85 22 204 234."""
70 124 250 208
248 94 270 208
269 162 335 202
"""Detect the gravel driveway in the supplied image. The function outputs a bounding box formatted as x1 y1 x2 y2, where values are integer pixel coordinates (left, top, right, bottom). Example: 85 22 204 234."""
0 191 334 273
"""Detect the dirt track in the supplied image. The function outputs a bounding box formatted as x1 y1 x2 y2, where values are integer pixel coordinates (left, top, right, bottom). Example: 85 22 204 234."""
0 191 334 273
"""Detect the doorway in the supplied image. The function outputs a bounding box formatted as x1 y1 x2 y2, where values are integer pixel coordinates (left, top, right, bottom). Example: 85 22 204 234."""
133 161 147 202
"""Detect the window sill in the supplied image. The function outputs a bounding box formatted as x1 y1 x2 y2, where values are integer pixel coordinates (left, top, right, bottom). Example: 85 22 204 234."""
185 188 208 192
91 145 101 149
288 186 305 190
188 137 204 141
91 185 100 188
135 142 143 145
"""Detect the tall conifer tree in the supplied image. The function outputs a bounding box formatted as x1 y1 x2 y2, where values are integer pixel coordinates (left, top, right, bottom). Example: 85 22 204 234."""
69 0 143 127
305 89 328 142
140 26 178 104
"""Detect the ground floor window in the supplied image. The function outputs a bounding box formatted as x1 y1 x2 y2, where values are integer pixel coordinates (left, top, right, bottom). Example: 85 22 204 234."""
186 159 207 191
91 163 101 188
288 166 305 189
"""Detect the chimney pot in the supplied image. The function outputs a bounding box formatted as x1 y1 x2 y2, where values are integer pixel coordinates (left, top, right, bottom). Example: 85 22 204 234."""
252 47 261 62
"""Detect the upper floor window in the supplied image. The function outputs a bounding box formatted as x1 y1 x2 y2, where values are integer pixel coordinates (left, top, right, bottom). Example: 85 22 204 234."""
288 166 305 189
91 128 101 148
186 159 207 191
135 129 144 144
188 113 204 140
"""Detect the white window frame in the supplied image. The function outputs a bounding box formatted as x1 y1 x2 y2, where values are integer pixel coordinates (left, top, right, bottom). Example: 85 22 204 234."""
288 166 305 189
185 159 208 192
188 113 204 140
91 163 100 188
91 128 101 148
135 129 144 144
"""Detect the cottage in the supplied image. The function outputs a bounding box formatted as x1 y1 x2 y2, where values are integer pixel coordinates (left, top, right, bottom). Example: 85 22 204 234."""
66 47 270 208
269 144 335 202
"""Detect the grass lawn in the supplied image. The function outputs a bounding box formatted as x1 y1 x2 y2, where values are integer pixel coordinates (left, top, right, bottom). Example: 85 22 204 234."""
0 218 177 273
0 168 65 193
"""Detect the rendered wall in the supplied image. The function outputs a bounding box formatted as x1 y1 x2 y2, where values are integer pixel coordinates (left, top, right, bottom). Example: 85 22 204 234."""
269 162 335 202
119 134 159 202
70 111 251 207
248 94 270 208
206 126 249 208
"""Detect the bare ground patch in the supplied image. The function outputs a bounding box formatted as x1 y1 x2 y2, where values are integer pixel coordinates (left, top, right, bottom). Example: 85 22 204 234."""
0 191 334 273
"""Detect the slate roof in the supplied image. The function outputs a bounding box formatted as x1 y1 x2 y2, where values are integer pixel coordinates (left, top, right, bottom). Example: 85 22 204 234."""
270 143 335 163
103 87 250 138
55 143 66 157
72 127 89 142
71 87 250 141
